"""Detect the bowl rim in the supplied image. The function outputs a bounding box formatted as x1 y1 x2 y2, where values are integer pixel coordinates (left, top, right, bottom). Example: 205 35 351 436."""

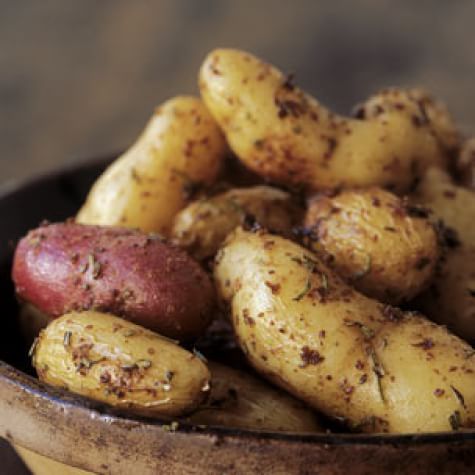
1 154 475 447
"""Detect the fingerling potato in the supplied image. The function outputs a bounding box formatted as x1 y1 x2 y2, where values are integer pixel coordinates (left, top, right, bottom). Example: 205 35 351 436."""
303 187 439 304
186 361 322 432
417 246 475 343
32 311 211 417
214 229 475 433
412 166 475 245
199 49 455 193
77 96 227 235
12 222 215 340
172 185 302 261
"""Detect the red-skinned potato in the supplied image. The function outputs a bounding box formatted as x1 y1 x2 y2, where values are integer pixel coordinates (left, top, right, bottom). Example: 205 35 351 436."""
12 222 215 340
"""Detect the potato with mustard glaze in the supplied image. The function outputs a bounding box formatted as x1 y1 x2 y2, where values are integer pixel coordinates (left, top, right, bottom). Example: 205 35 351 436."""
199 49 457 193
32 311 211 417
77 96 227 235
172 185 302 261
214 229 475 433
303 187 440 304
186 361 322 432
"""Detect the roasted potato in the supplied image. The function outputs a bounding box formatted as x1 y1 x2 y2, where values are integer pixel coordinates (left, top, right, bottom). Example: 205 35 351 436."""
214 229 475 433
418 246 475 343
412 167 475 341
456 138 475 190
172 185 302 261
32 311 211 417
199 49 456 193
12 223 215 340
303 187 439 304
77 96 227 235
186 361 322 432
412 166 475 245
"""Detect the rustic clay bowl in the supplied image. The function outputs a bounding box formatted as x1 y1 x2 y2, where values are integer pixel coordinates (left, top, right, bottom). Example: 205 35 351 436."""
1 156 475 475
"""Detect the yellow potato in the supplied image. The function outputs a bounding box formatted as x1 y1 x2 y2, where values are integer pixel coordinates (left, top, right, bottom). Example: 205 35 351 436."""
199 49 456 193
412 166 475 245
304 187 439 304
418 246 475 343
186 361 322 432
412 167 475 341
456 138 475 190
214 229 475 433
77 96 227 235
32 311 211 417
172 185 302 261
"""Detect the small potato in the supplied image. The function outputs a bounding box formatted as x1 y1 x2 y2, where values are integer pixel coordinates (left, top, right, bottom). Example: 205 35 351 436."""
32 311 211 417
172 186 302 261
215 229 475 433
412 168 475 341
186 361 322 432
418 247 475 343
200 49 456 193
412 166 475 245
456 138 475 190
12 223 215 340
303 187 439 304
77 96 227 235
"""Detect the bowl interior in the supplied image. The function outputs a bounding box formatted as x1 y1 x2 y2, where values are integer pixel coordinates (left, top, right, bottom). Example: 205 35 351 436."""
0 157 110 370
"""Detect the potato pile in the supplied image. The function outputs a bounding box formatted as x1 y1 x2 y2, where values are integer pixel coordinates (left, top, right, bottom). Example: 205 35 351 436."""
12 48 475 434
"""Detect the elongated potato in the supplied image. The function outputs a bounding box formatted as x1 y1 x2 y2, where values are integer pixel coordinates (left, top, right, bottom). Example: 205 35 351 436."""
200 49 456 193
77 96 227 235
13 223 215 340
412 168 475 341
412 167 475 245
418 246 475 343
172 185 302 261
32 311 211 417
215 229 475 433
303 187 439 304
456 138 475 190
186 361 322 432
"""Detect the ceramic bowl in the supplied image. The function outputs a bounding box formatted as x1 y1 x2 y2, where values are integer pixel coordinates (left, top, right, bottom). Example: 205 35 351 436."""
1 156 475 474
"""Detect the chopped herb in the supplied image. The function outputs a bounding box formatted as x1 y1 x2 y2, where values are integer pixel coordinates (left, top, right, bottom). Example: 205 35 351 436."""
136 359 152 369
88 253 101 279
123 330 136 338
162 421 180 432
369 348 386 403
293 278 312 301
63 331 72 347
352 253 372 281
449 410 461 431
28 337 39 358
344 320 375 340
165 370 175 382
450 385 466 409
193 348 208 363
291 255 321 301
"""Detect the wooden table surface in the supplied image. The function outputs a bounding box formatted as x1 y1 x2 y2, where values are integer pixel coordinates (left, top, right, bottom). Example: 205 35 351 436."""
1 1 474 472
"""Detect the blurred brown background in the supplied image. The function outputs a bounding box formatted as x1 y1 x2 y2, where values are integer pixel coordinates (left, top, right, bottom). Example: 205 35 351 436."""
1 0 475 472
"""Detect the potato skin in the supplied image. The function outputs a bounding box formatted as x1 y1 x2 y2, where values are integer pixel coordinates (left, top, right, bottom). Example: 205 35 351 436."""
32 311 211 417
77 96 227 235
12 222 215 340
303 187 439 304
214 229 475 433
419 246 475 343
199 49 453 193
412 168 475 341
413 167 475 246
172 185 302 261
186 361 322 432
